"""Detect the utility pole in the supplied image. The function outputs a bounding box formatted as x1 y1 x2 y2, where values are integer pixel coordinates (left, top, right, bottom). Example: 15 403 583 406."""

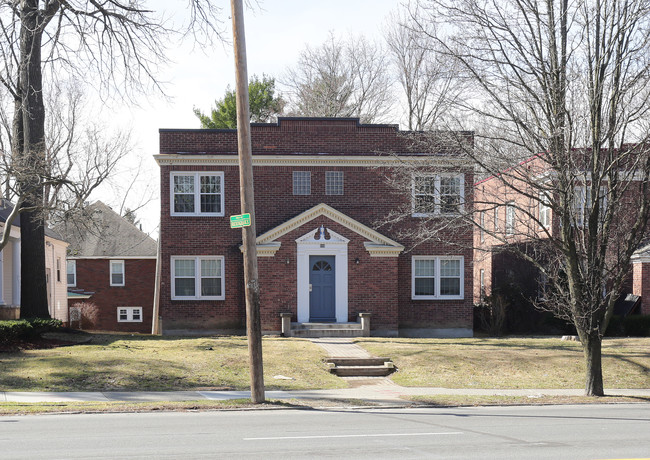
230 0 265 403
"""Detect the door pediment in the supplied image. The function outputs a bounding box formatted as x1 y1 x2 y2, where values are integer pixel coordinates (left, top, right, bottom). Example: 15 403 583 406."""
247 203 404 257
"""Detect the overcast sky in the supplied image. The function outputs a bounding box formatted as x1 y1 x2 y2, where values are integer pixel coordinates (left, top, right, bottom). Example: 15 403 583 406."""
107 0 401 236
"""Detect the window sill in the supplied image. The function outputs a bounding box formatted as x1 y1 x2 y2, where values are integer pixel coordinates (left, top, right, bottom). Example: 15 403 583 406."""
412 295 464 301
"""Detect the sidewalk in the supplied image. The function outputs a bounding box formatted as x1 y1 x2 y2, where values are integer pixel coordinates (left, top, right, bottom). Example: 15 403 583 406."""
2 387 649 405
2 337 649 405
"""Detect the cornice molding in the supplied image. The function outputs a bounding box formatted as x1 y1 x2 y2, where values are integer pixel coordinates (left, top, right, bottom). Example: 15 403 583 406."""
154 154 471 168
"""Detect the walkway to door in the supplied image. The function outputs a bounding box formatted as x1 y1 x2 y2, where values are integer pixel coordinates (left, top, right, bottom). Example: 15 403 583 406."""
309 337 371 358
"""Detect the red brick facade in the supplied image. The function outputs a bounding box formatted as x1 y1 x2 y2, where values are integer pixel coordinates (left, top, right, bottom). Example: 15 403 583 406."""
157 118 475 336
69 258 156 333
633 260 650 315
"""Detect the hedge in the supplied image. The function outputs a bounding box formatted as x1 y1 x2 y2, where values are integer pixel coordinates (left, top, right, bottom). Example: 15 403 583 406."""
0 318 62 345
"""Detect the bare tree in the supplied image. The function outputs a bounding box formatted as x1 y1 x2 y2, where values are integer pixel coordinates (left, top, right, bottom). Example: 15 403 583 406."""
384 8 465 130
0 1 224 318
388 0 650 396
284 32 394 123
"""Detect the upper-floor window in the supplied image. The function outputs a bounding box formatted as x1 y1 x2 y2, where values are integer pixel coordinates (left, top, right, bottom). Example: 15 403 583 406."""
171 172 224 216
505 202 515 235
110 260 125 286
325 171 344 195
56 257 62 283
539 193 551 228
293 171 311 195
480 211 486 242
412 174 464 216
574 186 607 227
171 256 225 300
67 260 76 287
412 256 464 300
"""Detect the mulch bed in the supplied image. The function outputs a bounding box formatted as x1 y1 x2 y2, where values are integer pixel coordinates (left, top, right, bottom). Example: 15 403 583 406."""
0 337 78 353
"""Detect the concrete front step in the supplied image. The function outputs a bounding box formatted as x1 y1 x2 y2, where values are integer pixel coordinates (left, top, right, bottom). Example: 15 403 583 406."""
291 322 364 338
325 357 396 377
292 328 363 338
327 357 392 366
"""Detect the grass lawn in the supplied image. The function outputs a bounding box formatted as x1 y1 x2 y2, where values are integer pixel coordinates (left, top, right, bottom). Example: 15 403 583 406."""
0 333 346 392
355 337 650 389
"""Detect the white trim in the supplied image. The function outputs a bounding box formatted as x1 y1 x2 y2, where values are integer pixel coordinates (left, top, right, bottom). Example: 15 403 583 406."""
411 255 464 300
110 260 125 286
255 203 404 253
296 227 348 323
117 306 143 323
171 256 225 301
155 154 473 168
170 171 225 217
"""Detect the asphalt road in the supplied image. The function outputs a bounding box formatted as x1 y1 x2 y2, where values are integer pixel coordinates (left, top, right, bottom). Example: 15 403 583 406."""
1 404 649 459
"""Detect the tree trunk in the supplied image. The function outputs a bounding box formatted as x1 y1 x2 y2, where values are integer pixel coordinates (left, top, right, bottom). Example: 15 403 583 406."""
581 332 604 396
17 2 49 319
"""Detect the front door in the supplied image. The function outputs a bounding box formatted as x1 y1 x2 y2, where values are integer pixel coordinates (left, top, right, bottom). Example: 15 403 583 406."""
309 255 336 322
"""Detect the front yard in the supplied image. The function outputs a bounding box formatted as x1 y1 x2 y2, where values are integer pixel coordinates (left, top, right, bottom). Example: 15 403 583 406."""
1 333 648 392
356 337 650 389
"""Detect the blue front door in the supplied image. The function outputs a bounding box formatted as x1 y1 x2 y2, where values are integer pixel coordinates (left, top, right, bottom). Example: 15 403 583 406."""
309 255 336 322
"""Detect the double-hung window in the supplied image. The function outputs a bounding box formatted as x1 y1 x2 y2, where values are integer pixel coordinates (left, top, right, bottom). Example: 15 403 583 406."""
67 260 76 287
505 202 515 235
412 256 464 299
171 256 225 300
171 172 224 216
117 307 142 323
539 193 551 228
110 260 125 286
412 174 464 216
574 186 607 227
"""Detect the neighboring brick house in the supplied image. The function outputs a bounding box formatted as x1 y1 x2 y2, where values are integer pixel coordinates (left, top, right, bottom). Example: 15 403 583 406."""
155 117 475 337
56 201 157 333
473 153 650 323
0 200 69 322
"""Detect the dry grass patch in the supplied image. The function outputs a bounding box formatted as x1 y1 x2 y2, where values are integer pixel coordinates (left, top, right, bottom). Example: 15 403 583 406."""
406 394 650 407
0 333 346 392
355 337 650 389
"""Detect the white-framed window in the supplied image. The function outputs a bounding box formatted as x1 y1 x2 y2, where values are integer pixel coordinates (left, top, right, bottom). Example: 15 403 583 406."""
494 207 499 231
480 211 486 243
325 171 344 195
412 256 464 300
293 171 311 195
412 174 464 216
479 268 486 300
171 172 224 216
574 186 607 227
117 307 142 323
67 260 76 287
171 256 225 300
56 257 62 283
110 260 125 286
505 202 515 235
539 192 551 228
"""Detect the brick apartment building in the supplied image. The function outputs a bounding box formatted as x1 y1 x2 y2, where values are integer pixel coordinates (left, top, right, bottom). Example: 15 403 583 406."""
57 201 158 333
473 153 650 322
155 117 475 337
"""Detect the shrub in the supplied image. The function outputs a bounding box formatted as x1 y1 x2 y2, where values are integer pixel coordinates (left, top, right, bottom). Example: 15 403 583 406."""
622 315 650 337
70 302 100 330
0 318 61 344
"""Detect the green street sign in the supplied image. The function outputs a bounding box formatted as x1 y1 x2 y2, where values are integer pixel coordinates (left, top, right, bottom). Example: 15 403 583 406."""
230 213 251 228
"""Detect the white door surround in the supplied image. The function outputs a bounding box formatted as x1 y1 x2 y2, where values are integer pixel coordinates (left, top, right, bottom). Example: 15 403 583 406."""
296 226 349 323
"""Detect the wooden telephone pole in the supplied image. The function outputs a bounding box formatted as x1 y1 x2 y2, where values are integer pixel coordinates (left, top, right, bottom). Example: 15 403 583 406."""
230 0 265 403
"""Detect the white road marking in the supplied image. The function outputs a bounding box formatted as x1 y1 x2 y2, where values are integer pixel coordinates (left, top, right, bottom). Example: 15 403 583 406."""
244 432 463 441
